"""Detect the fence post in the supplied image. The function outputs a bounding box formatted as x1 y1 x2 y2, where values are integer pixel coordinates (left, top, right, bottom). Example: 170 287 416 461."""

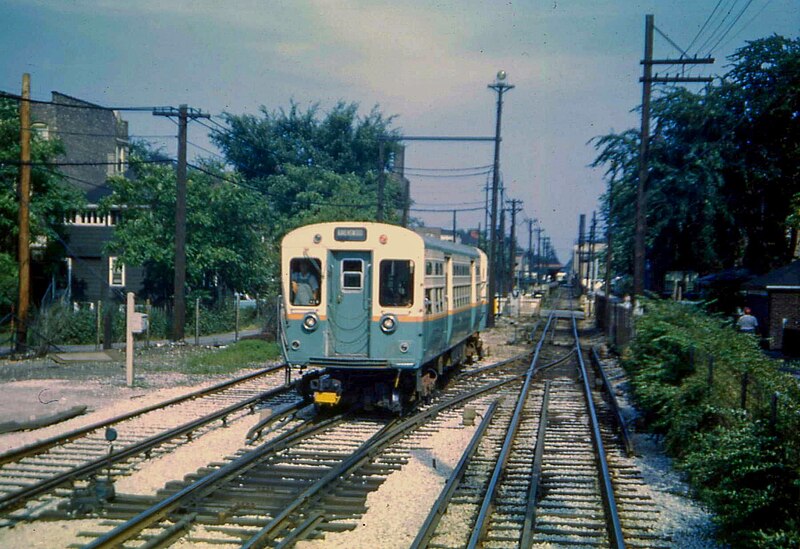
741 371 749 410
195 298 200 346
707 356 714 391
95 300 101 351
126 292 134 387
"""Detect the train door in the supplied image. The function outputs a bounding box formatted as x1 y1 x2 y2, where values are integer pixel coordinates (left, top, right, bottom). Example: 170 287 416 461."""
328 251 371 356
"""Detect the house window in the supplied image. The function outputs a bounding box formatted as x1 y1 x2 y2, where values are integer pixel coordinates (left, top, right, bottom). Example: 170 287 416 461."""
109 257 125 287
116 145 127 174
31 122 49 140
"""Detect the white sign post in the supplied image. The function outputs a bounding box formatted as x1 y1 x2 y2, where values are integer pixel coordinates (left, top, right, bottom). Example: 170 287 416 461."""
126 292 148 387
126 292 135 387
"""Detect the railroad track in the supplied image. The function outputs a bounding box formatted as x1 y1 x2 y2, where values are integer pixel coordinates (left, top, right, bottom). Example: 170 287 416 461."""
413 299 670 548
66 333 540 547
0 363 298 521
1 291 673 548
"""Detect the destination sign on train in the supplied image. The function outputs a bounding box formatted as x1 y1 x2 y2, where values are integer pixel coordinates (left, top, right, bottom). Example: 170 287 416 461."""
335 227 368 241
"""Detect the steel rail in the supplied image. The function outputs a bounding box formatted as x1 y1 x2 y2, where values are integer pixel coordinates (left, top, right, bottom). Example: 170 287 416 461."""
466 312 555 549
0 377 297 514
243 368 532 548
572 316 626 549
454 350 532 380
590 347 634 456
82 414 345 549
0 363 286 467
520 379 551 547
410 400 500 549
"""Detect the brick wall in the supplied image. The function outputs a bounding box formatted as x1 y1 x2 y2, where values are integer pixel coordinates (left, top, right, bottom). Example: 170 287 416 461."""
768 291 800 350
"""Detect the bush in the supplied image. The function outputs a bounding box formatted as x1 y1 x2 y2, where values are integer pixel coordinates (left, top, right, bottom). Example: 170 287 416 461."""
624 299 800 547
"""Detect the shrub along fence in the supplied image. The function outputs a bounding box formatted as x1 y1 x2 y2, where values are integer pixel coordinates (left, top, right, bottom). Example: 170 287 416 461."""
622 299 800 548
21 295 278 352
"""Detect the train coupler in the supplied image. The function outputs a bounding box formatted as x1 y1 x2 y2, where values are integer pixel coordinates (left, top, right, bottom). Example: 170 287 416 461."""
310 374 343 406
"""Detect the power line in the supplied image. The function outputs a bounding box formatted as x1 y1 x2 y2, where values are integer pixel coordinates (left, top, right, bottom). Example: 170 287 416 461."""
715 0 773 53
185 162 378 209
19 127 176 139
687 0 727 53
186 139 226 160
394 164 494 172
393 169 492 179
696 0 744 55
410 205 485 213
707 0 757 55
0 91 170 112
0 159 173 167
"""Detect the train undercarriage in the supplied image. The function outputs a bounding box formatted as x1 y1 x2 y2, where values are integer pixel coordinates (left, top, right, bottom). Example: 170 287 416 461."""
299 334 484 413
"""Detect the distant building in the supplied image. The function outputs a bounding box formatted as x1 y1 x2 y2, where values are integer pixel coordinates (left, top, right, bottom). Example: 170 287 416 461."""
31 92 144 304
572 239 606 293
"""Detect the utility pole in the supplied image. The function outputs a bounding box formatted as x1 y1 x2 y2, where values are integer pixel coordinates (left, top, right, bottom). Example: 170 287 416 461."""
487 71 514 327
452 210 457 242
499 195 506 295
589 211 597 292
536 226 543 285
527 219 534 288
634 14 713 299
15 74 31 353
377 141 385 222
153 105 210 341
578 214 586 293
508 199 522 291
483 181 490 248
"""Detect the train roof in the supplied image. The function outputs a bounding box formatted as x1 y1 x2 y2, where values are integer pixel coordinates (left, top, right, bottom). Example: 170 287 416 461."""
282 222 483 259
421 234 482 258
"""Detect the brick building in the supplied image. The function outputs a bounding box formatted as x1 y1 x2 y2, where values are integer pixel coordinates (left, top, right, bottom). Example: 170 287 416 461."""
742 260 800 352
31 92 144 304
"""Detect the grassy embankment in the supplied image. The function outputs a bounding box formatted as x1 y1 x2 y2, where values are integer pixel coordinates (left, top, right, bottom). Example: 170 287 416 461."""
623 299 800 548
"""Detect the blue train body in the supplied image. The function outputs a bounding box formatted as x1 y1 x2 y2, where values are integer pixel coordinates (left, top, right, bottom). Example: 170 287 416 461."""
279 222 487 411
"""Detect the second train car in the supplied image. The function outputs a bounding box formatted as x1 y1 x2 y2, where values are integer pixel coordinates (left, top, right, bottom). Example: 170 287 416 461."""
280 222 487 412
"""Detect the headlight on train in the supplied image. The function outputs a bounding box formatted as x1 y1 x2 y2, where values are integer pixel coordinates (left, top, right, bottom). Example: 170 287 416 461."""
302 313 319 332
380 314 397 334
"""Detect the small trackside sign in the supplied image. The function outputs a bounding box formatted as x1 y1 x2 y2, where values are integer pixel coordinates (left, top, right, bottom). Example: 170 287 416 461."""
334 227 367 241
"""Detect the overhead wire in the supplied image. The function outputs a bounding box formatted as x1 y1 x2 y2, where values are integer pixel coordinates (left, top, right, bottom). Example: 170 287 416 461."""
0 91 170 112
695 0 744 55
706 0 757 55
715 0 773 53
687 0 727 53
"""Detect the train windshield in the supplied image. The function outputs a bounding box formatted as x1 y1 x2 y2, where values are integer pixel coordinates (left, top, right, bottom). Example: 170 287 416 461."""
290 258 321 305
380 260 414 307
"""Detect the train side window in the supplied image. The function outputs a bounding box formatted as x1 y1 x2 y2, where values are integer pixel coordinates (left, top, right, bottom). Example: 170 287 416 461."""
341 259 364 290
290 258 321 305
380 260 414 307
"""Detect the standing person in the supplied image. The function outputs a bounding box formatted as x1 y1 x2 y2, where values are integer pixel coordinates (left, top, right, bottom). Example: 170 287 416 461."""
737 307 759 334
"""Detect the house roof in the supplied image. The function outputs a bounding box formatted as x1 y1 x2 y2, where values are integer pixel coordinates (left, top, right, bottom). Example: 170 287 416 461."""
743 260 800 290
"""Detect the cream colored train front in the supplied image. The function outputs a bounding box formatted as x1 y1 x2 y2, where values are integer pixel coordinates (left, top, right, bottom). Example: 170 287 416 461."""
280 222 487 412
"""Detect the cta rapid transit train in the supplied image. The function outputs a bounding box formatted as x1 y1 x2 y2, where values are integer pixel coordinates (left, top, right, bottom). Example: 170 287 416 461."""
279 222 488 412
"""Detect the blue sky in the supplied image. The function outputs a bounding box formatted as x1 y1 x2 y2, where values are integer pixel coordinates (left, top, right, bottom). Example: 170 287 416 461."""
1 0 797 263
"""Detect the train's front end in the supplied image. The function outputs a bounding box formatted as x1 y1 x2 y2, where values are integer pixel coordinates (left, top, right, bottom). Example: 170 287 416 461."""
280 222 425 412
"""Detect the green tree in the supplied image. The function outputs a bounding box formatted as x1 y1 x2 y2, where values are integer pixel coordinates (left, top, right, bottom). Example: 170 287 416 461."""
0 98 84 310
211 101 405 234
102 149 274 302
213 101 399 178
593 35 800 291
